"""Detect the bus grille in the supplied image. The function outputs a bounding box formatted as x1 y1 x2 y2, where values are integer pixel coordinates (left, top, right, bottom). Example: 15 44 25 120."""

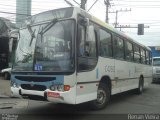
15 76 55 82
21 84 46 91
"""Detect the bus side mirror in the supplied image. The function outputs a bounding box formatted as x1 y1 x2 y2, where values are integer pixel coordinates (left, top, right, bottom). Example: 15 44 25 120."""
87 26 94 41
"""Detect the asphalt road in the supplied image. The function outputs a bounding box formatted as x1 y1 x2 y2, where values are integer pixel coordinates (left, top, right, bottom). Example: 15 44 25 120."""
0 83 160 120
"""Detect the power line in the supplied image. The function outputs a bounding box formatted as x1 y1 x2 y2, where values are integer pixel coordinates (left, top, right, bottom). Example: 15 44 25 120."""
88 0 99 12
72 0 80 5
0 11 31 16
64 0 74 6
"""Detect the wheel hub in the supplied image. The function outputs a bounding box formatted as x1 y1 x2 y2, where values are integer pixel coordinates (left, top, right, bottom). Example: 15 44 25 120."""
97 89 106 105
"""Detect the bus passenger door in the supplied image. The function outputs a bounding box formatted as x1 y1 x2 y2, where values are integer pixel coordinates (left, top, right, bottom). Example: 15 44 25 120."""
76 18 98 104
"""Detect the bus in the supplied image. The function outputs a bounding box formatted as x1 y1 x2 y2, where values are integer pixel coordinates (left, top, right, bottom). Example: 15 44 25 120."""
152 57 160 83
11 7 152 110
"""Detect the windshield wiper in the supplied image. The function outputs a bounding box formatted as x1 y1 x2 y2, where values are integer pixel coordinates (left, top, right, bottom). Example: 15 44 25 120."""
39 18 58 35
26 24 36 46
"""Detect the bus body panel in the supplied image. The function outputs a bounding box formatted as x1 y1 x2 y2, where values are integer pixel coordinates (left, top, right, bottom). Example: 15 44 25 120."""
76 67 99 104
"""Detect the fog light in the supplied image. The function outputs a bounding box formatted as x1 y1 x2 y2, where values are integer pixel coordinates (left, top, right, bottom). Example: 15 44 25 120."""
57 85 63 91
50 85 56 91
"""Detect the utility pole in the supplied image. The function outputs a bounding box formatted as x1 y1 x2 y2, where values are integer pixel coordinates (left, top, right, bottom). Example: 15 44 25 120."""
81 0 87 10
104 0 110 23
110 8 131 28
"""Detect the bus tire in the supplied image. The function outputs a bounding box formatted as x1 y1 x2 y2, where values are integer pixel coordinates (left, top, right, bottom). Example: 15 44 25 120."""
136 77 144 94
90 83 110 110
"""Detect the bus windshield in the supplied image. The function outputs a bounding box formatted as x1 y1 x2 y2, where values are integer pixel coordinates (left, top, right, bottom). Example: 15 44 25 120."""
13 19 75 72
153 58 160 66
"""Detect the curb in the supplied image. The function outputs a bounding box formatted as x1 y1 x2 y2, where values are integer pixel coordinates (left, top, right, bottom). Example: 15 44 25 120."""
0 95 10 98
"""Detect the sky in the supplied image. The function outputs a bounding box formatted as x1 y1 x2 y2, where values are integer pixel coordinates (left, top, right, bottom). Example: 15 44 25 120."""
0 0 160 46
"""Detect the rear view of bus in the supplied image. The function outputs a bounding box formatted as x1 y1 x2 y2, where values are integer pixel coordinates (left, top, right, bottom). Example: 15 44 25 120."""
152 57 160 83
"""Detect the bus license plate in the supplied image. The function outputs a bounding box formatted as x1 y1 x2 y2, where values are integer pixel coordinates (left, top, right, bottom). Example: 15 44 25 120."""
47 92 60 98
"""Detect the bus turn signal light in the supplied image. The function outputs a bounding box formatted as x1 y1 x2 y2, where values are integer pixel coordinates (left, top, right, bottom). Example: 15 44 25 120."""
64 85 70 91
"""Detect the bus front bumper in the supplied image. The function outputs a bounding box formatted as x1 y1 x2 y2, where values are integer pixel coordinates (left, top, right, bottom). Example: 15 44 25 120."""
11 87 76 104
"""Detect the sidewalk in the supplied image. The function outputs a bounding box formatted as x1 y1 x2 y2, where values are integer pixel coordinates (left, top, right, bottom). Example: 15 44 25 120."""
0 77 11 97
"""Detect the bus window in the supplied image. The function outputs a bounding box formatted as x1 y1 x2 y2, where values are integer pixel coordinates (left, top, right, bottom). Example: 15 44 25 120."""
140 48 146 64
78 25 86 56
125 41 133 61
78 24 97 71
133 45 140 63
146 50 150 64
86 26 97 57
114 36 124 60
149 52 152 65
99 29 112 57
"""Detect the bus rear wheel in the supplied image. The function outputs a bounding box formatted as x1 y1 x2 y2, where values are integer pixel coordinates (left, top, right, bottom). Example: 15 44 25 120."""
136 77 144 94
90 83 110 110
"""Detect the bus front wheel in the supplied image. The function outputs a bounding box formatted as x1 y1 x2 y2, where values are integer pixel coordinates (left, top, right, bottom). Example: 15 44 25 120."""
90 83 110 110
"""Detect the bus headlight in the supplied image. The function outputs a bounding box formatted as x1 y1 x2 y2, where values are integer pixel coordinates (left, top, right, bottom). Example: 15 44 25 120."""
11 81 19 88
57 85 63 91
50 85 56 91
50 85 64 92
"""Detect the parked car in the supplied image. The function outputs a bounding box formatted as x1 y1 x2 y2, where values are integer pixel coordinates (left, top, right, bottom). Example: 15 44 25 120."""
152 57 160 83
0 68 11 80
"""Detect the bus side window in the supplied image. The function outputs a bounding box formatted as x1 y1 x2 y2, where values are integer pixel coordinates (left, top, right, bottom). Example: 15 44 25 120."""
140 48 146 64
99 29 112 57
113 36 125 60
149 52 152 65
146 50 149 64
125 41 133 61
133 45 140 63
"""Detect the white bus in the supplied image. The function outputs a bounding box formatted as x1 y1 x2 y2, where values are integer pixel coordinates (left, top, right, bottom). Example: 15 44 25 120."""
11 7 152 110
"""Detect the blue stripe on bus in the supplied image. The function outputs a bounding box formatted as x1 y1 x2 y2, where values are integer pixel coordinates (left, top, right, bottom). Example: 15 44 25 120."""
96 68 99 79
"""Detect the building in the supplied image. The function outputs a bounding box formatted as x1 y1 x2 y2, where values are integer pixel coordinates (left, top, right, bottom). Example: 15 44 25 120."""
16 0 31 27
